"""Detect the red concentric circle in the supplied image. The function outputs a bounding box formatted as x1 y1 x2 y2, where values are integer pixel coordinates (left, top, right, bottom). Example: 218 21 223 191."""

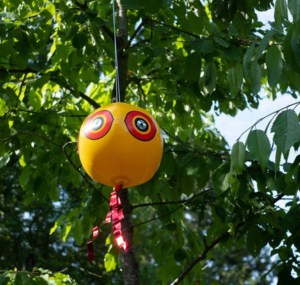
125 111 156 141
83 110 114 140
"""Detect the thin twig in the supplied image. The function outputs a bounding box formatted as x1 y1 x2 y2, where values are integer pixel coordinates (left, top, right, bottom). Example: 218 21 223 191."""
169 230 232 285
145 17 200 39
62 141 109 203
0 66 101 109
17 73 28 99
10 108 87 117
134 205 183 227
163 128 228 160
132 188 213 209
125 19 144 50
237 101 300 141
0 131 62 148
79 267 104 279
169 193 286 284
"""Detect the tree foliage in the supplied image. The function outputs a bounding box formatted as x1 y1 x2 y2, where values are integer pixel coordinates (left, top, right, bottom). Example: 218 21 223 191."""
1 0 300 284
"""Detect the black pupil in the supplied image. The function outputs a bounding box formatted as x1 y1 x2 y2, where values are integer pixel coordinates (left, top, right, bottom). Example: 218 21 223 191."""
135 118 148 132
91 117 104 131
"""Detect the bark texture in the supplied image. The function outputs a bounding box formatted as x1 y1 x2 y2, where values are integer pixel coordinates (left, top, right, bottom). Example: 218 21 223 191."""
119 188 140 285
113 0 128 103
113 1 140 284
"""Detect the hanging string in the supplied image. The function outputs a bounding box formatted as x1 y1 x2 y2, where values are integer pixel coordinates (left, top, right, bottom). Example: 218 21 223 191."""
112 0 121 102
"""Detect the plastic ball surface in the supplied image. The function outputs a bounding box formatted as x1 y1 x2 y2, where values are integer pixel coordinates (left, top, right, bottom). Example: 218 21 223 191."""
78 102 163 187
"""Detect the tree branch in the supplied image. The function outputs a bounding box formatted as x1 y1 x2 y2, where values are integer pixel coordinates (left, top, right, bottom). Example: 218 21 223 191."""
125 19 144 50
162 128 229 160
112 0 128 102
170 193 287 284
132 188 213 209
0 67 101 109
170 230 232 285
134 205 183 228
49 76 101 109
144 17 201 39
237 101 300 141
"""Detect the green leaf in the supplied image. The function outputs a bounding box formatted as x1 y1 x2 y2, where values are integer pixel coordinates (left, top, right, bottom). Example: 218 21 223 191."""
0 153 10 168
0 98 7 117
62 223 72 242
242 43 262 94
243 43 255 78
227 63 243 97
28 90 42 111
104 252 117 272
50 272 77 285
49 221 59 235
197 39 215 54
0 273 9 285
246 130 271 170
200 61 217 95
256 30 276 60
19 154 26 167
183 52 201 81
15 272 31 285
266 45 283 87
285 154 300 182
230 142 246 174
288 0 300 22
123 0 164 12
275 147 282 173
290 23 300 70
249 61 262 94
174 248 187 262
271 109 300 154
275 0 289 29
0 41 14 58
214 36 230 48
246 226 268 256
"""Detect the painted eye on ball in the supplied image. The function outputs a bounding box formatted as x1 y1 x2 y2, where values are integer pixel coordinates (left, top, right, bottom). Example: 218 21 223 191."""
83 110 114 140
125 111 157 141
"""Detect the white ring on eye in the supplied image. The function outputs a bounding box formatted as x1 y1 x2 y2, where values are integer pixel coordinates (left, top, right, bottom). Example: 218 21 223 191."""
92 117 103 130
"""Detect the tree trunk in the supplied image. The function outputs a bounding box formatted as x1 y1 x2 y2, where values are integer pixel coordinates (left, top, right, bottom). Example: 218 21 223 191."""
113 1 140 284
113 0 128 103
119 188 140 285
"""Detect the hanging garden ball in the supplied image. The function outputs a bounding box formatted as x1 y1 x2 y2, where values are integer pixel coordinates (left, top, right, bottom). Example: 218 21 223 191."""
78 102 163 188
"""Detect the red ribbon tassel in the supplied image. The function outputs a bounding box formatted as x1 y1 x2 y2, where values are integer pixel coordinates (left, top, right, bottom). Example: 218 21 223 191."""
87 226 99 260
106 185 128 251
87 184 128 260
87 240 95 260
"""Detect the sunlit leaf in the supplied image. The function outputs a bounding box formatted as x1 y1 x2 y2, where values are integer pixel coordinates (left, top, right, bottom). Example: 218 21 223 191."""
62 224 72 242
0 98 6 117
104 252 117 272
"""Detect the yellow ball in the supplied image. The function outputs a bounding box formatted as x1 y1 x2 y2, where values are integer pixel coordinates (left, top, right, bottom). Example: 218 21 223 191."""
78 102 163 187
